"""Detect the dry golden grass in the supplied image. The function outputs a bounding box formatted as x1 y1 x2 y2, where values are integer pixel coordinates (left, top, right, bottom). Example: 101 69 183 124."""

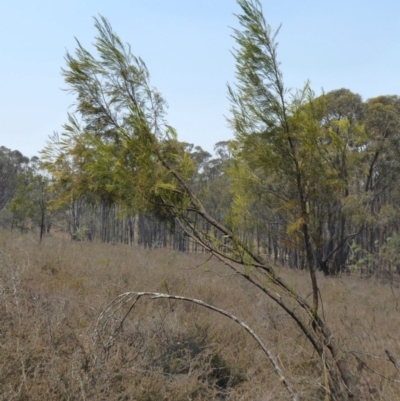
0 230 399 400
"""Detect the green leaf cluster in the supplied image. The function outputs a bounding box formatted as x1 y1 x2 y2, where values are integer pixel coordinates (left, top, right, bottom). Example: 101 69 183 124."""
41 17 196 222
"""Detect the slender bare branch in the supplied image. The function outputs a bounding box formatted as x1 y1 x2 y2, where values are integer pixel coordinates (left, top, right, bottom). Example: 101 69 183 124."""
96 291 299 401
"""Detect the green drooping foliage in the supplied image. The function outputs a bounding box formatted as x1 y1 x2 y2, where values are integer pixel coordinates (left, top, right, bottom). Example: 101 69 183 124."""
39 17 200 243
41 17 193 217
228 2 400 279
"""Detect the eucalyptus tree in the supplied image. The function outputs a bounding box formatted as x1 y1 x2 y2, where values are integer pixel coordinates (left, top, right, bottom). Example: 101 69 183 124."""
193 141 234 235
362 95 400 261
0 146 29 211
299 89 368 275
41 2 367 398
312 91 400 274
8 158 53 240
316 91 400 274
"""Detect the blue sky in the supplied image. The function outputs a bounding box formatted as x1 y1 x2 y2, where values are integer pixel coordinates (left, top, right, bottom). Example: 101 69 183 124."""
1 0 400 157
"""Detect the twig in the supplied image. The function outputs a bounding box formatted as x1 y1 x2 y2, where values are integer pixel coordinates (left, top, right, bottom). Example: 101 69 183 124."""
385 349 400 374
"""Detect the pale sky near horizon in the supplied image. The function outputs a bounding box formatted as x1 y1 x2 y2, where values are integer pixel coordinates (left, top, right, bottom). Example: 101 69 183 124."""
1 0 400 158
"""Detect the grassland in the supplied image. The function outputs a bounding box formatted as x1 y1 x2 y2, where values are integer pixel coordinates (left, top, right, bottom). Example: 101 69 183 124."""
0 230 399 400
